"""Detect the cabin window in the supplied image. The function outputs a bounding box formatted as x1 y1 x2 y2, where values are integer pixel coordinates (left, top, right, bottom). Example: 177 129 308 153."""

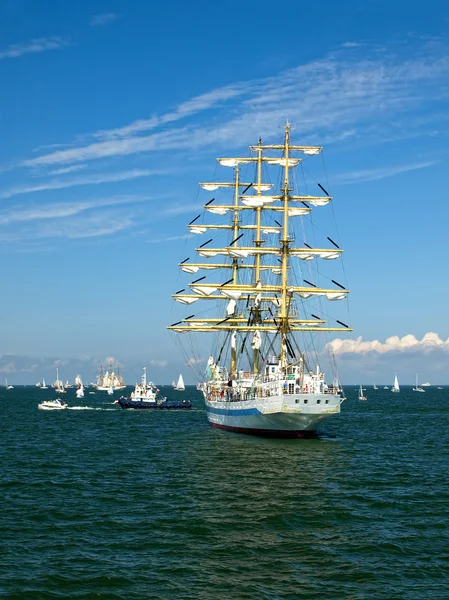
317 399 321 404
288 383 294 394
271 367 276 373
304 399 308 404
325 399 329 404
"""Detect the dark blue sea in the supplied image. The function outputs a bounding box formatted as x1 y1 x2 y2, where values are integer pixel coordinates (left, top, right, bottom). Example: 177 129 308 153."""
1 385 448 599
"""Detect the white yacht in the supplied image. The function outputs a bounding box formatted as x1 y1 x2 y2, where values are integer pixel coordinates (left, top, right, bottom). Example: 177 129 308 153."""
391 373 400 393
412 374 425 393
38 399 68 410
174 373 185 391
358 385 367 401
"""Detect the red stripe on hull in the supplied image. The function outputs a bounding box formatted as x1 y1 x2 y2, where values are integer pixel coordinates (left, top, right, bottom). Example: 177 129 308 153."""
210 422 319 439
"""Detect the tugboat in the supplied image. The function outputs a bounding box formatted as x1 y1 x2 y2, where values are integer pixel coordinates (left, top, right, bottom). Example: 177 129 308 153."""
118 367 192 410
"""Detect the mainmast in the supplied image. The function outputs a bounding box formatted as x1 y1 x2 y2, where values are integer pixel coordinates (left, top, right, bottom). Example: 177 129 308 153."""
280 122 291 368
230 168 240 374
252 139 264 373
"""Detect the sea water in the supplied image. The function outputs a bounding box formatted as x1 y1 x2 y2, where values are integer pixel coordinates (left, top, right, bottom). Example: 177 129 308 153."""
1 385 448 599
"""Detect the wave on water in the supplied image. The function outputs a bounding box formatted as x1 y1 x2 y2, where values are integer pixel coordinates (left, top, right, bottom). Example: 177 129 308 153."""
68 406 119 411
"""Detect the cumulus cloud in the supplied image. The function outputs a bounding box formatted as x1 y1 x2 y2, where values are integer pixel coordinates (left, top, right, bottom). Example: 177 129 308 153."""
327 332 449 355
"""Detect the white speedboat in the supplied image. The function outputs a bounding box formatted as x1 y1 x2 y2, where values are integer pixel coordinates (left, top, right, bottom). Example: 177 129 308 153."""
38 399 68 410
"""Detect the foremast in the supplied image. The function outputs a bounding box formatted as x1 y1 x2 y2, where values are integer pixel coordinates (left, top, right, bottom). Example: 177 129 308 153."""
168 122 352 381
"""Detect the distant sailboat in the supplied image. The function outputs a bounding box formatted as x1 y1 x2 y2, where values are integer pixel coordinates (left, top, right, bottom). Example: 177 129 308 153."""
174 373 185 391
383 386 389 389
76 374 84 398
412 374 425 393
358 385 367 401
54 368 66 394
391 373 400 393
41 377 48 389
373 383 378 390
5 378 13 390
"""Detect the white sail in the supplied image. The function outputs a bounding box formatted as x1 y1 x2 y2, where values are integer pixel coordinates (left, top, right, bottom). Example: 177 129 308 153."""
175 373 185 391
391 373 400 392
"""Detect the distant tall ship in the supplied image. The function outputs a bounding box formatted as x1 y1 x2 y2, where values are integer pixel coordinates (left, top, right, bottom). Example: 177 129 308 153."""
168 122 352 437
96 361 126 391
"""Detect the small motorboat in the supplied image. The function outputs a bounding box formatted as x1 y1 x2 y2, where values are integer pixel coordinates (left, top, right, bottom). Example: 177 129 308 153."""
38 399 68 410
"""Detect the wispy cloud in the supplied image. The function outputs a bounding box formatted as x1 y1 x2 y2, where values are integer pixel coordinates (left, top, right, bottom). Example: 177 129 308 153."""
46 164 88 176
0 169 165 201
149 359 168 368
327 332 449 355
146 234 189 244
0 212 135 243
0 194 152 225
333 160 438 185
93 85 249 141
90 13 120 26
21 41 449 170
0 37 69 60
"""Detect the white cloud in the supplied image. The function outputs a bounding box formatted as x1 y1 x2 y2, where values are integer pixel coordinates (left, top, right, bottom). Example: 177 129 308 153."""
46 164 88 176
90 13 119 26
0 37 68 60
149 359 168 368
0 194 152 225
0 169 164 201
333 161 438 185
93 84 249 140
188 357 204 366
146 234 189 244
21 41 449 169
327 332 449 355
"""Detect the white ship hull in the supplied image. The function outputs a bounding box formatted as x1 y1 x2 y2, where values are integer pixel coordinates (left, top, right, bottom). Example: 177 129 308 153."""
204 392 341 438
97 385 126 391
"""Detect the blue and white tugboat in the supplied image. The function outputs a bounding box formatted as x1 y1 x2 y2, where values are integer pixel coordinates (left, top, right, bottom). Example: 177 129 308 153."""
118 368 192 410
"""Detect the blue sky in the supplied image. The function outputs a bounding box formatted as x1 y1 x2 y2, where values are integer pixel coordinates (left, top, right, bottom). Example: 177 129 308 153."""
1 0 449 384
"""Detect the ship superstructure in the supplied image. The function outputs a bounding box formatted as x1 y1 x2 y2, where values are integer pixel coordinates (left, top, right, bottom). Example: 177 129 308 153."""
168 123 352 437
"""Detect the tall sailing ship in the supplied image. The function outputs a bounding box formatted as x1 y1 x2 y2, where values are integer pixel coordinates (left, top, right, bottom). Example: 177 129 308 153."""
96 361 126 391
168 123 352 438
